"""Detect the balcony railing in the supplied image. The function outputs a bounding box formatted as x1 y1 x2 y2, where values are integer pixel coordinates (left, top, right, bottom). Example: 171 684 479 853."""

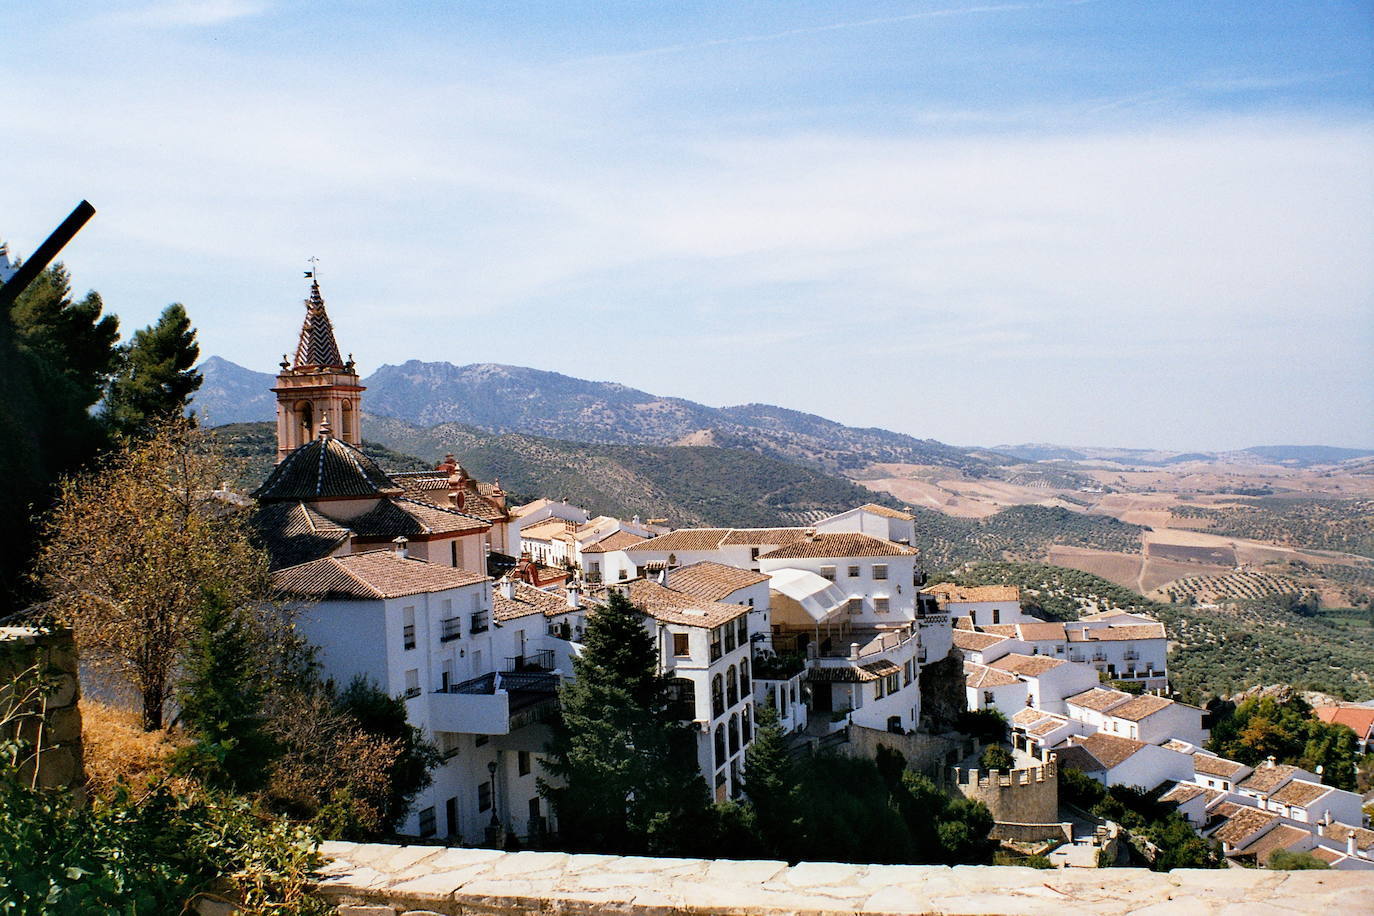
470 614 490 634
439 617 462 643
504 649 555 673
403 624 416 651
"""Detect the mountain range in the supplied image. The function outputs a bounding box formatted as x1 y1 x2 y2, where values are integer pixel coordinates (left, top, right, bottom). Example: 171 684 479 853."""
197 357 1372 473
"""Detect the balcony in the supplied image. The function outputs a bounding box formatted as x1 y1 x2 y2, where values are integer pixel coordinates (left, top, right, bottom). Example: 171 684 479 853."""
430 671 560 735
504 649 556 673
439 617 462 643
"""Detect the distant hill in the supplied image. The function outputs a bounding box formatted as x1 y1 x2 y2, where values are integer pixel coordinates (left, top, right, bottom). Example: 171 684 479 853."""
196 357 996 475
219 417 905 529
994 441 1374 469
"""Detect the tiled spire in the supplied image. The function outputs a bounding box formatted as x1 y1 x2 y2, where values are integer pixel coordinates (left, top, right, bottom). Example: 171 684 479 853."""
293 280 345 370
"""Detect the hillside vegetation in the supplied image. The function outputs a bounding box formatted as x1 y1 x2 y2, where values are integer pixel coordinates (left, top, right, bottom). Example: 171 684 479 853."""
1172 498 1374 559
910 505 1145 569
1157 571 1308 606
928 560 1374 702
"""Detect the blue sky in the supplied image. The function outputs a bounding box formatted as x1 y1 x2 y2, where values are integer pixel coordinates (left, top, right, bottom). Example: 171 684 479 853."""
3 1 1372 450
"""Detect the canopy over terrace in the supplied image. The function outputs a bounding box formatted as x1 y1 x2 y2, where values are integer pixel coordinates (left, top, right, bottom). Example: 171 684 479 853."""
765 568 850 654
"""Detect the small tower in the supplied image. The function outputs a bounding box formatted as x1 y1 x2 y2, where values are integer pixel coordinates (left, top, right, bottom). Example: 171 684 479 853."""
272 279 364 462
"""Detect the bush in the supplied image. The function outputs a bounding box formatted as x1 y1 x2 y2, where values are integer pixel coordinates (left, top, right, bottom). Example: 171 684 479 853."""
980 744 1015 771
1268 850 1330 870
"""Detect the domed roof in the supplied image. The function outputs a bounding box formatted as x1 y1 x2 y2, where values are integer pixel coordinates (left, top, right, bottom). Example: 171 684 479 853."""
253 433 399 501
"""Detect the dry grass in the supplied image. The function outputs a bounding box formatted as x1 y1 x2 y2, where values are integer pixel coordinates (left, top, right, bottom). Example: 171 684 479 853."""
80 699 194 799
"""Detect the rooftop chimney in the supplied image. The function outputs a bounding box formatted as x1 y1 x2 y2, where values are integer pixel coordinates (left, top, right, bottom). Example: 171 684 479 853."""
1349 834 1358 857
392 536 408 558
657 566 670 588
499 576 516 600
566 583 581 610
1265 755 1276 768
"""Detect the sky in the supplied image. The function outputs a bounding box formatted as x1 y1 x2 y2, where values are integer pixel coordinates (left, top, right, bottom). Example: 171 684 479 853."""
3 1 1372 451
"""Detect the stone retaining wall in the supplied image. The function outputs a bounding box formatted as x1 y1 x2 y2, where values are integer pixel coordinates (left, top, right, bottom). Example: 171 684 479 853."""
315 842 1373 915
950 761 1057 825
0 626 83 797
846 724 971 784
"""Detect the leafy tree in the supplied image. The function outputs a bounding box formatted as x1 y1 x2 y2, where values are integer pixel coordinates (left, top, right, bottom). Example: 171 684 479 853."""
335 677 441 831
541 590 710 855
1268 849 1330 870
937 797 997 864
172 592 278 792
34 419 271 730
1210 695 1362 790
980 744 1015 770
103 303 202 441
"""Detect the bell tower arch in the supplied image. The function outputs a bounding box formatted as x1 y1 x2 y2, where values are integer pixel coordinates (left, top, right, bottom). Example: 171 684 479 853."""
272 278 365 462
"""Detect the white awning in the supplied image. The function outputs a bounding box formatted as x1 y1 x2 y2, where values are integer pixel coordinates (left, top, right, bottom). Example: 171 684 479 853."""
768 568 847 623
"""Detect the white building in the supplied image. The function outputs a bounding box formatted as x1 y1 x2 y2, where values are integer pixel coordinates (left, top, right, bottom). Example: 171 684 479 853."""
1063 687 1208 746
985 653 1101 716
1051 732 1194 790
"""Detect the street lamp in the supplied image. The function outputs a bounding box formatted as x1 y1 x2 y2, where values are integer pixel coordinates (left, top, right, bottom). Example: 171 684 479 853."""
487 760 500 829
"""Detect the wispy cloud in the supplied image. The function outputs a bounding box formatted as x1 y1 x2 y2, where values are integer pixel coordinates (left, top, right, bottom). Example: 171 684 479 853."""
113 0 268 28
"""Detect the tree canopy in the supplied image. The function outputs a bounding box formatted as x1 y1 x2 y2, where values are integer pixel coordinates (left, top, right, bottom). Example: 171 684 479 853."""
104 303 202 441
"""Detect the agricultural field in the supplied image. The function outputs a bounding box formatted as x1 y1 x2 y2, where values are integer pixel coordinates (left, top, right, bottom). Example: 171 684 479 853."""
1171 498 1374 560
1153 570 1307 606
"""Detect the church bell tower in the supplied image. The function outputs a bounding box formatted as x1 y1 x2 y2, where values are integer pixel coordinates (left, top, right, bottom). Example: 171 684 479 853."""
272 279 364 462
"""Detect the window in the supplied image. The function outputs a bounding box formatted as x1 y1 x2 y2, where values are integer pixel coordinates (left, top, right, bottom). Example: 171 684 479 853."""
418 806 437 837
991 607 1001 625
404 669 420 699
673 632 690 656
403 607 416 650
1055 645 1063 654
712 675 725 718
739 658 750 694
736 616 747 646
438 732 461 759
741 706 752 745
983 690 994 706
445 797 458 837
726 668 738 707
518 751 531 777
441 616 462 642
873 564 888 580
478 781 493 812
848 565 860 578
875 679 884 699
820 565 836 582
728 714 739 755
749 547 760 565
714 725 725 768
724 625 736 654
874 597 890 614
847 597 863 615
470 610 489 634
709 628 723 662
886 673 899 695
451 541 459 566
619 568 629 581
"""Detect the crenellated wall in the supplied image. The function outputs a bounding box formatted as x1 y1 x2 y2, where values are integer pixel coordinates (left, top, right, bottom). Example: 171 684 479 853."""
950 761 1058 826
0 626 84 798
312 842 1374 915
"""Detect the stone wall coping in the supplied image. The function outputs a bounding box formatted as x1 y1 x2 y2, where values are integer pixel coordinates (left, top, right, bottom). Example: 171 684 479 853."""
317 841 1374 915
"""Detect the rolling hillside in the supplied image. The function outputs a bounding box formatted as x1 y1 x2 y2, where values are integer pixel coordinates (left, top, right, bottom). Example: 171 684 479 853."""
195 357 997 474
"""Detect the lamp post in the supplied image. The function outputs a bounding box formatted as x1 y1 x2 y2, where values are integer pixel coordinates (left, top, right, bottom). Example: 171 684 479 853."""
485 759 502 847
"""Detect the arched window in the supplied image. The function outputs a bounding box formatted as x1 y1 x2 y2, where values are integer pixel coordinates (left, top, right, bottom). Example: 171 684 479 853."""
711 675 724 719
726 668 738 707
297 401 314 441
741 704 752 745
728 714 739 755
341 400 353 438
714 725 725 769
739 658 750 695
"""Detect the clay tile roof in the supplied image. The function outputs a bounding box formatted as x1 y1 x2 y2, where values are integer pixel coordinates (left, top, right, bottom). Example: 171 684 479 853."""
1052 744 1106 774
988 653 1067 677
860 660 902 679
1307 846 1344 865
581 530 647 554
1324 822 1374 851
977 624 1021 638
857 503 915 520
1012 707 1052 726
253 436 399 501
252 501 352 569
661 562 770 601
757 532 917 560
1314 706 1374 736
953 615 974 630
719 528 809 546
626 529 731 552
922 583 1021 603
521 517 573 541
1071 732 1149 770
493 581 601 621
1108 694 1176 722
274 550 487 600
614 579 748 629
1270 779 1332 807
807 665 883 684
1016 622 1067 642
1192 755 1249 779
292 281 345 369
1211 806 1280 846
346 497 490 539
1239 824 1312 864
1028 716 1070 737
1160 739 1196 753
953 630 1008 651
1079 623 1167 641
1066 687 1133 713
964 663 1020 689
1239 764 1301 795
1160 782 1207 805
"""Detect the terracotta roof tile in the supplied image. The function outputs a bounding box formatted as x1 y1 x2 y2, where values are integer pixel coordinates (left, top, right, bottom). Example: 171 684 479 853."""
1052 744 1106 774
757 532 917 560
660 562 769 602
253 436 399 501
1012 707 1052 726
602 579 749 629
953 630 1008 651
494 581 602 621
1066 687 1133 713
1239 764 1302 795
1324 822 1374 851
1071 623 1167 642
1028 716 1070 737
626 529 731 552
1016 622 1067 642
988 653 1067 677
1308 846 1344 864
719 528 809 546
274 550 487 600
252 501 352 569
922 583 1020 603
347 497 490 539
856 504 915 520
977 624 1021 638
1192 755 1249 779
1210 806 1280 846
581 530 647 554
1314 706 1374 736
1070 732 1149 770
965 663 1020 689
1269 779 1333 807
1238 824 1312 864
1108 694 1176 722
1160 781 1207 805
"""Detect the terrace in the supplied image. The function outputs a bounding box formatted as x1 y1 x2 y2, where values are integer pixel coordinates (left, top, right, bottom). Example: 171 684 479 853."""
430 670 560 734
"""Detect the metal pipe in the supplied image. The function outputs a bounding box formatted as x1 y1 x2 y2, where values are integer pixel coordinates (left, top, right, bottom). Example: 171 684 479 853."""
0 201 96 311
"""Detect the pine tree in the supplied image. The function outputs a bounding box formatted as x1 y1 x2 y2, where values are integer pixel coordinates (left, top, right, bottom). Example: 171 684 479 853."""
9 260 121 410
173 591 277 792
104 303 202 441
742 704 799 858
541 590 710 855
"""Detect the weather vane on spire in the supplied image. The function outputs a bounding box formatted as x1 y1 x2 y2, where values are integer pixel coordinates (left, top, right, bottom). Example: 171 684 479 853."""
304 256 320 283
